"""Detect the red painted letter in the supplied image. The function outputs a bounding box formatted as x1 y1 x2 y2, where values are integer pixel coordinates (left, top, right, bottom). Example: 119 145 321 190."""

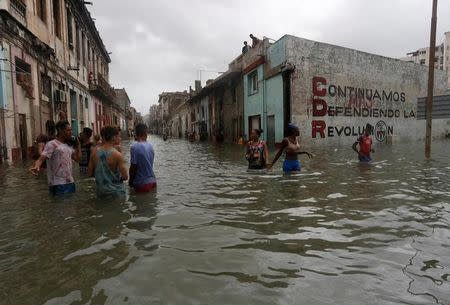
312 77 327 97
312 120 326 138
312 98 328 116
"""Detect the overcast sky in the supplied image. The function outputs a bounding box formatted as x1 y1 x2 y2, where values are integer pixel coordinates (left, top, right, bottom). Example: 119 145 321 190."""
89 0 450 114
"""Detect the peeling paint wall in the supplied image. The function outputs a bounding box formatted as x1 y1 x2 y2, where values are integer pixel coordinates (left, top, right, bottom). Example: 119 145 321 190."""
285 35 449 146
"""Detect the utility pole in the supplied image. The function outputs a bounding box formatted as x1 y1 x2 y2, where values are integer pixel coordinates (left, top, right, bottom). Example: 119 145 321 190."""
425 0 438 158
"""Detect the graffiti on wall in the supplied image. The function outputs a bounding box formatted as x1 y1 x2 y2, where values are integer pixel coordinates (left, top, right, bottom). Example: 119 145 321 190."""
310 76 416 142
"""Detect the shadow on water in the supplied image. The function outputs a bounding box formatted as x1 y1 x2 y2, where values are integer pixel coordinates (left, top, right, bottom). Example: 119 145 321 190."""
0 137 449 304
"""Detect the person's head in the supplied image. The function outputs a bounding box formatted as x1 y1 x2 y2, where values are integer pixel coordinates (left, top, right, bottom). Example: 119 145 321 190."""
365 123 373 136
135 123 148 139
55 120 72 141
79 132 88 144
83 127 93 139
250 129 262 141
36 134 48 143
250 34 254 39
244 41 248 46
100 126 120 144
287 123 300 137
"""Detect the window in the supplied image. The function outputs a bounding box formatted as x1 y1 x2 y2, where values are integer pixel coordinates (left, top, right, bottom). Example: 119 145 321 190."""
67 9 73 48
420 59 426 65
41 74 51 98
52 0 61 38
248 71 258 95
82 33 86 66
434 57 438 63
85 98 88 109
75 23 80 61
36 0 46 23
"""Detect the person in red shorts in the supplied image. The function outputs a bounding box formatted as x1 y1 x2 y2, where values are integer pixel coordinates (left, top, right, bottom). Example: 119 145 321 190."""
352 123 375 163
129 123 157 193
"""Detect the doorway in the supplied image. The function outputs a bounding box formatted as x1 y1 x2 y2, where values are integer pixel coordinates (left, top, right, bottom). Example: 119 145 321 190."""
248 115 261 137
18 114 27 160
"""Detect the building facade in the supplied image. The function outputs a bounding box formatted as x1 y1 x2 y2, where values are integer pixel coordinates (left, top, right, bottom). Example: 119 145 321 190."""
402 31 450 88
0 0 115 162
242 35 449 147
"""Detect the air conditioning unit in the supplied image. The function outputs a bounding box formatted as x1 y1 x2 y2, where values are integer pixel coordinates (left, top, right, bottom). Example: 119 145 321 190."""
55 90 66 102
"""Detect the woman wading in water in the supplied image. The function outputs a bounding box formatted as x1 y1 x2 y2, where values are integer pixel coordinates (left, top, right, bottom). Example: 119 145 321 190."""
246 129 270 170
269 124 313 173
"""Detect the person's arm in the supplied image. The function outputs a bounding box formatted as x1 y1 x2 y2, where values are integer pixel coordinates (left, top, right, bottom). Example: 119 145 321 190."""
298 151 313 158
37 142 45 155
245 143 251 160
117 153 129 181
87 149 96 177
269 139 288 168
29 154 47 176
72 139 81 163
263 142 270 167
352 141 360 154
129 164 137 186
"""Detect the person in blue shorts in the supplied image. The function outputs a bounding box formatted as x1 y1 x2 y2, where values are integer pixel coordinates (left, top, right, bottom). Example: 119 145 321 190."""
269 123 313 173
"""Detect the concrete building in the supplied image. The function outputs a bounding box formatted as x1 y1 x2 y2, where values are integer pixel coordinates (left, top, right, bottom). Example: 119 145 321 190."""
114 88 130 136
0 0 114 162
402 31 450 88
156 91 189 136
241 35 449 147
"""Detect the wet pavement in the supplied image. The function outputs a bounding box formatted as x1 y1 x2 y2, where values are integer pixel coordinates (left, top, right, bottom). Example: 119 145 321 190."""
0 137 449 305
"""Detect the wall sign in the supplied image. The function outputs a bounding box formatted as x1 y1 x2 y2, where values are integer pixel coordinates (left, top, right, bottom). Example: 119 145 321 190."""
310 76 415 142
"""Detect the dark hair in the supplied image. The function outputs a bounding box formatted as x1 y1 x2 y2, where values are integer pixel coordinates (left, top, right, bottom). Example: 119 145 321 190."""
252 129 263 137
287 123 299 136
55 120 70 135
135 123 148 137
100 126 119 142
83 127 93 137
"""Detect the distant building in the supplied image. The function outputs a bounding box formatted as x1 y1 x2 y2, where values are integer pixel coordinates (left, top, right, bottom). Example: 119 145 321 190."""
114 88 130 136
401 32 450 88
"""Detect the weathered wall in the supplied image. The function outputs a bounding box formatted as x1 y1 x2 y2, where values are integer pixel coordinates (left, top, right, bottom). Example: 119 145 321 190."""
265 74 284 142
285 35 449 146
244 65 264 137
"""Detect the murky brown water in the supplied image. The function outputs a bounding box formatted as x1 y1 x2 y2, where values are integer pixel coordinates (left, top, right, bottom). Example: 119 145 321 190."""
0 137 449 305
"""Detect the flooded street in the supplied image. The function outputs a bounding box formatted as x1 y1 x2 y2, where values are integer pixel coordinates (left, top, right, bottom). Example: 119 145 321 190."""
0 138 449 305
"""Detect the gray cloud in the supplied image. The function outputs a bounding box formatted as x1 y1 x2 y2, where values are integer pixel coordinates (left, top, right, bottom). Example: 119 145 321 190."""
89 0 450 113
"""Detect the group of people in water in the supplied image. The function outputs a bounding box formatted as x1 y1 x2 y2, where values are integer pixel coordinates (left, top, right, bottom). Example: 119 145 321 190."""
29 119 374 197
29 121 156 197
245 123 375 172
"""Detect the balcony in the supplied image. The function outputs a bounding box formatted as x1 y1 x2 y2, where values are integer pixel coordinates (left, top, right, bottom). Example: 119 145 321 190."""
89 72 116 103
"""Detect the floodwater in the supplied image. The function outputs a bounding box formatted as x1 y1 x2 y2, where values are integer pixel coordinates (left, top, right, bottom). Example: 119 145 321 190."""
0 137 449 305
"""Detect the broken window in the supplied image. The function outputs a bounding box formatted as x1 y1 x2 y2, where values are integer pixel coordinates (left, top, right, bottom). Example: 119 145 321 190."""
36 0 46 23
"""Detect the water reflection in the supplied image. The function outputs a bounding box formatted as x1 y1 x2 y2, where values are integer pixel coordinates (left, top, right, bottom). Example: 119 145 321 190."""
0 138 449 304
